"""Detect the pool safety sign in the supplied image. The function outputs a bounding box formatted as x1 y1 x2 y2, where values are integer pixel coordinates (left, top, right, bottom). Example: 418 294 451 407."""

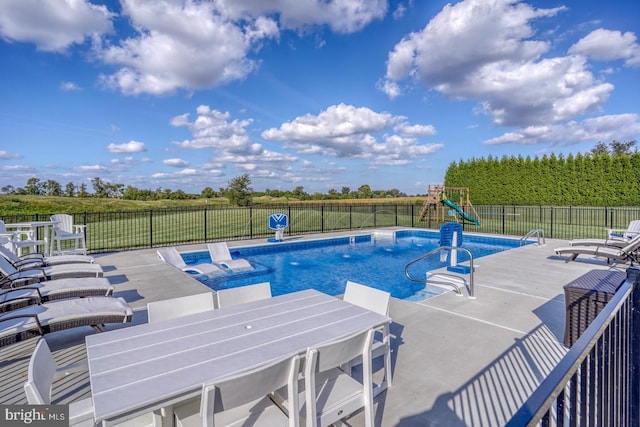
268 213 288 242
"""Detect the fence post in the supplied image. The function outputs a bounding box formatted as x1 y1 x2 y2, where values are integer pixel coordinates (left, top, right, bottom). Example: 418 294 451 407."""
630 267 640 426
249 207 253 239
550 206 554 238
203 208 208 242
502 206 506 234
149 210 153 248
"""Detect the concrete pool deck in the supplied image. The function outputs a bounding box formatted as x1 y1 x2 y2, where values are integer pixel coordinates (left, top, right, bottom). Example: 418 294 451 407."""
0 230 628 426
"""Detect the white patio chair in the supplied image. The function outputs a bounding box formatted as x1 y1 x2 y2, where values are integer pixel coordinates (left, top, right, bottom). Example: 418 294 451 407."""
173 353 301 427
25 339 159 427
207 242 253 271
343 280 392 396
147 293 216 323
215 282 271 308
50 214 87 255
0 220 39 256
273 328 375 427
24 338 95 425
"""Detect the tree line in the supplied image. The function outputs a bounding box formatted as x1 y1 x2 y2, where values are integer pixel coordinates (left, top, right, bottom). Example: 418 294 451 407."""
0 175 409 206
444 141 639 206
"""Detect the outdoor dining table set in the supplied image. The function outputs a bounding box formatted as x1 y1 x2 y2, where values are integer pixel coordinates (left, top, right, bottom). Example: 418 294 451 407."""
86 289 392 427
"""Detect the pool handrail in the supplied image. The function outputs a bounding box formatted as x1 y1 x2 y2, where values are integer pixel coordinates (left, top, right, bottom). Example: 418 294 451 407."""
405 245 475 298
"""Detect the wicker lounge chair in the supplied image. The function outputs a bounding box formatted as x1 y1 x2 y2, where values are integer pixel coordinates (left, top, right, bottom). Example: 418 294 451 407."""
208 242 253 271
0 277 114 311
0 255 103 286
0 245 94 269
554 235 640 264
0 296 132 347
157 247 222 275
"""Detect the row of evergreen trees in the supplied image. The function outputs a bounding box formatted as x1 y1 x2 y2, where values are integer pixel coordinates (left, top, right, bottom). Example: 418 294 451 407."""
444 149 640 206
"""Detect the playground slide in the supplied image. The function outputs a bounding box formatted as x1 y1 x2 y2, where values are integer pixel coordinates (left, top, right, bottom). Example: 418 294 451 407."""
441 198 480 226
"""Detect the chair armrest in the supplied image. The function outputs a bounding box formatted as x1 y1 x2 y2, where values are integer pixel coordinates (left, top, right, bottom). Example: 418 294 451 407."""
12 259 44 270
0 268 45 286
0 312 44 334
73 225 87 233
19 253 45 261
0 287 42 307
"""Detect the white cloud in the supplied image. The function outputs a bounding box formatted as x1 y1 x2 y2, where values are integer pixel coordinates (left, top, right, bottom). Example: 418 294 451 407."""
164 158 190 168
212 0 387 33
262 103 441 163
379 0 623 129
0 0 113 52
76 164 107 172
97 0 387 95
569 28 640 67
60 81 82 91
0 151 21 160
107 140 148 154
485 113 640 145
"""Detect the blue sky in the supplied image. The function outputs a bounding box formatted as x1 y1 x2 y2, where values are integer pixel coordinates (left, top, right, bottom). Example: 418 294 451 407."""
1 0 639 196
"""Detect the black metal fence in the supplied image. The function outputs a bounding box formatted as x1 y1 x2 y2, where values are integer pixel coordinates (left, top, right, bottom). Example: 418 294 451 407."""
3 204 640 253
506 267 640 426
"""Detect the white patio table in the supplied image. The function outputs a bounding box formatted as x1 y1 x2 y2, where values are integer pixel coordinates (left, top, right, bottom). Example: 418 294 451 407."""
4 220 57 256
86 289 391 426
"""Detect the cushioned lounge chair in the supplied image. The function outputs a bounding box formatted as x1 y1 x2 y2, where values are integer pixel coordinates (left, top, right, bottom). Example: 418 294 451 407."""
157 247 222 275
0 245 94 269
208 242 253 271
0 256 103 286
555 235 640 264
568 238 631 248
0 277 114 311
0 296 133 347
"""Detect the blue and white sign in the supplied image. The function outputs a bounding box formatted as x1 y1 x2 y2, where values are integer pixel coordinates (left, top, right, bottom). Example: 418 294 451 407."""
268 213 289 230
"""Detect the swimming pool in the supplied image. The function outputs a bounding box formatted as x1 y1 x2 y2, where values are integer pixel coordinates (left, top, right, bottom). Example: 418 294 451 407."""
182 229 528 300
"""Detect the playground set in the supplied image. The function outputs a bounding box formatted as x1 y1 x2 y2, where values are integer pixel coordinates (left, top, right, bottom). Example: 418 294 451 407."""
419 185 480 226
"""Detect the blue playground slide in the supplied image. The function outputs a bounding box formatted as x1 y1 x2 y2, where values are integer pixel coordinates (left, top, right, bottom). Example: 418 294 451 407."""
441 198 480 226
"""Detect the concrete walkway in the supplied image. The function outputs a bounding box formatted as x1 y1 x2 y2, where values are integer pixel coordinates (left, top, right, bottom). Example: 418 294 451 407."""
0 232 625 426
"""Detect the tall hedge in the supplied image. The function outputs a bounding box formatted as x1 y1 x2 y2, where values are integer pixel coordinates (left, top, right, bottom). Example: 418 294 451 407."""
444 153 640 206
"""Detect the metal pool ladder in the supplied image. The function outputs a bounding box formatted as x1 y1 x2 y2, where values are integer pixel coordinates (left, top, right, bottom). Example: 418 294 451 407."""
520 228 545 246
405 246 475 298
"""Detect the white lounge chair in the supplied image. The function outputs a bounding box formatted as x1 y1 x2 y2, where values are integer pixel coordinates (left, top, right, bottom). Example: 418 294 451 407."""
343 280 392 396
157 247 222 275
0 245 94 269
24 339 94 425
173 353 301 427
607 219 640 240
208 242 253 271
273 328 375 427
50 214 87 255
147 293 215 323
0 255 103 286
0 296 132 347
215 282 271 308
1 277 114 309
555 235 640 264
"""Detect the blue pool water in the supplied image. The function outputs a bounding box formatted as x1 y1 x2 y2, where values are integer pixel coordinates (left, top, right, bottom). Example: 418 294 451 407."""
182 230 526 300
